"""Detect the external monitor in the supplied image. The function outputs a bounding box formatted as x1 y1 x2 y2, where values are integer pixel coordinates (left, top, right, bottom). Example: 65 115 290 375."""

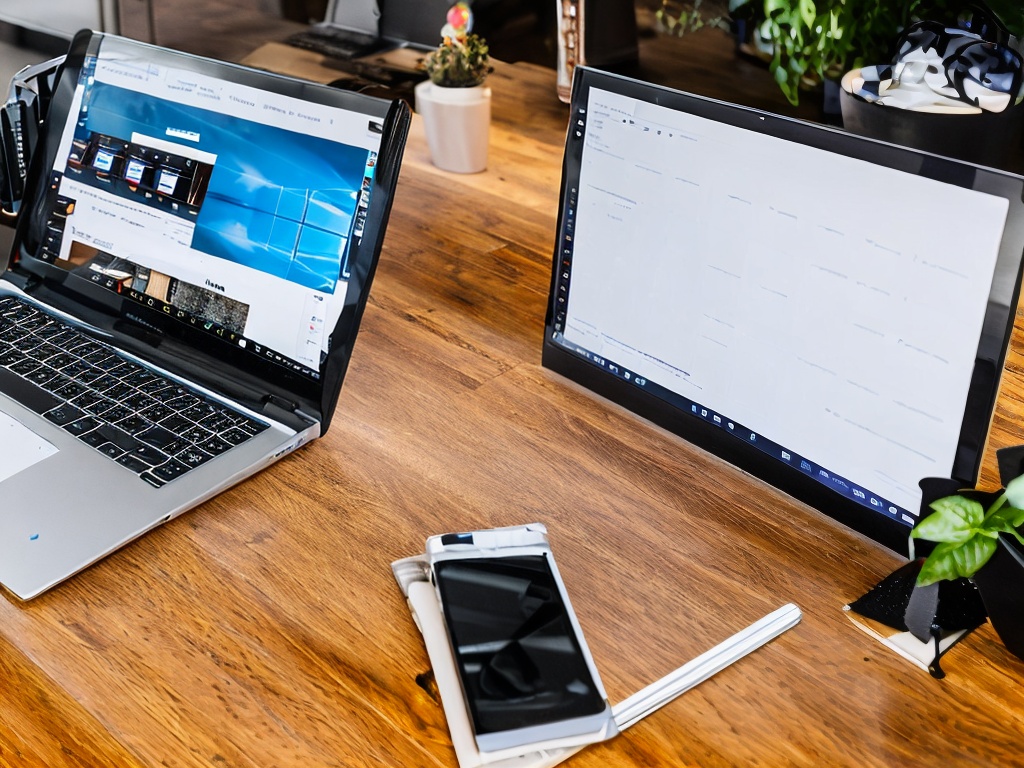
543 66 1024 554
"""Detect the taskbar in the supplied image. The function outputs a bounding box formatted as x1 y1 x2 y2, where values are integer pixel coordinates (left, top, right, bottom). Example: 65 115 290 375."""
553 332 917 528
123 286 321 381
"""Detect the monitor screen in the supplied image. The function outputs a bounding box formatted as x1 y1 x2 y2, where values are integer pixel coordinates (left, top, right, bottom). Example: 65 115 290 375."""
543 67 1024 554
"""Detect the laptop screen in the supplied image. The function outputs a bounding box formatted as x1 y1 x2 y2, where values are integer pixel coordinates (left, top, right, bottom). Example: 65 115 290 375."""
9 33 404 425
543 67 1024 553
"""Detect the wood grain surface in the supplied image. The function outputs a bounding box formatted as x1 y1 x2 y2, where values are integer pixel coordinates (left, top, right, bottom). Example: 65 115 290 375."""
2 28 1024 768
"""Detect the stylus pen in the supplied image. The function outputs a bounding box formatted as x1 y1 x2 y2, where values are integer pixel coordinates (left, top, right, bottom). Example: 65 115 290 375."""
533 603 803 768
611 602 802 731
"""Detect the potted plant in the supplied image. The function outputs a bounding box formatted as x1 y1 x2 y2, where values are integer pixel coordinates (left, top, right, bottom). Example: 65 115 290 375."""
415 3 493 174
737 0 1023 107
837 6 1024 169
910 451 1024 662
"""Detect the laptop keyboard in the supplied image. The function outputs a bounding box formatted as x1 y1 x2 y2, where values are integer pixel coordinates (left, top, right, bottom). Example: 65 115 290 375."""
285 26 390 61
0 296 269 488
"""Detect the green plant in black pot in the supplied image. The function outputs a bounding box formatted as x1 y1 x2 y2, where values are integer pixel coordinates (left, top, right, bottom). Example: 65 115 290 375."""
743 0 1024 106
909 447 1024 665
912 477 1024 586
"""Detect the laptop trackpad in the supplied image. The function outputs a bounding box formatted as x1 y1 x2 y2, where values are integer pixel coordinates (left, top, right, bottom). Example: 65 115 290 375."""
0 412 58 484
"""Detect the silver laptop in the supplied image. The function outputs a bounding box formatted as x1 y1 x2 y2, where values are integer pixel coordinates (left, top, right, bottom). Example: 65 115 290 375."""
0 31 410 599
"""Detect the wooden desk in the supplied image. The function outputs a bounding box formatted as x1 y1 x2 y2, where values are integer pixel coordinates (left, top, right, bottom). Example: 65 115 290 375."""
3 30 1024 768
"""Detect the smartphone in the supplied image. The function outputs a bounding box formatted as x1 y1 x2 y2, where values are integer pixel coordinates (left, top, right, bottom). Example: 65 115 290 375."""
426 523 617 757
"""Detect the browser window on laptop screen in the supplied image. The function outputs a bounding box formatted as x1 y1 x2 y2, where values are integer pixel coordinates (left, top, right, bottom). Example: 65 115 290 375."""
544 68 1024 553
19 36 384 384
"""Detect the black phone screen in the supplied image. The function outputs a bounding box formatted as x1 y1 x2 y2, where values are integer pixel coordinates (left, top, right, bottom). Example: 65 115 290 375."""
433 554 606 736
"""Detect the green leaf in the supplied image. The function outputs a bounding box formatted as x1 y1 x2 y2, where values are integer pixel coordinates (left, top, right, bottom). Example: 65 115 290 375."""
917 542 966 586
797 0 816 30
987 505 1024 531
951 534 999 578
1005 475 1024 508
911 496 984 543
916 535 998 586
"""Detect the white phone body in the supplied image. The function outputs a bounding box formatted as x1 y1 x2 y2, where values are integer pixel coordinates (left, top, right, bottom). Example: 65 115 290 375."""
424 523 618 762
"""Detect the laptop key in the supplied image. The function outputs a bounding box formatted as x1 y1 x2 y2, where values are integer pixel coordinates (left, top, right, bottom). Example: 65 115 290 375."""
196 436 232 456
102 404 134 423
98 442 125 459
53 381 88 400
140 402 175 422
129 443 169 466
64 416 100 436
26 367 58 387
0 365 62 414
136 423 182 451
175 447 213 468
178 423 213 443
78 430 107 448
117 414 152 435
116 454 150 474
151 459 191 482
44 403 86 426
40 373 73 393
220 426 254 446
94 424 141 452
9 359 41 376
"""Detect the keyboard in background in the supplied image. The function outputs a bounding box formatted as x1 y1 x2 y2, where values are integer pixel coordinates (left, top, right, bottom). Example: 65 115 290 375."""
285 25 394 61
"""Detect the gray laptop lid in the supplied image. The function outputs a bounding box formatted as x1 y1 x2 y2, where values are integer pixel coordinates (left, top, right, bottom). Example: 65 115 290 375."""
324 0 382 36
325 0 451 47
6 31 410 432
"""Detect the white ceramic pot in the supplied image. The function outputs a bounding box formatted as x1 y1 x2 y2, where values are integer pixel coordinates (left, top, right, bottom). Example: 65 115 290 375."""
414 80 491 174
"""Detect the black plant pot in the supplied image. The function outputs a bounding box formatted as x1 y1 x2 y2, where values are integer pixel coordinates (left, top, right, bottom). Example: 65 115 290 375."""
971 532 1024 662
911 445 1024 664
849 450 1024 674
839 83 1024 172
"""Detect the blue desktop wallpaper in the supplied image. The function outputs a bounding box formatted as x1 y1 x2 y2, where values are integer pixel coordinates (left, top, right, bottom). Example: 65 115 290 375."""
76 81 371 293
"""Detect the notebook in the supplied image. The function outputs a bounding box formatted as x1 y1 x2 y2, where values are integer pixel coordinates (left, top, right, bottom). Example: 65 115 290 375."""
0 30 410 599
543 66 1024 554
286 0 451 61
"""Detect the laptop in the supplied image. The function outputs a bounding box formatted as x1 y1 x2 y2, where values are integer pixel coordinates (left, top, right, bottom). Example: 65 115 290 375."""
285 0 451 60
0 30 410 599
543 66 1024 554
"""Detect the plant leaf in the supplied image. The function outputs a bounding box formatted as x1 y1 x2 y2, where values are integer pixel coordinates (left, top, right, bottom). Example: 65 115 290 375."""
916 535 998 585
951 533 999 578
917 542 966 586
911 496 984 543
987 505 1024 531
1005 475 1024 508
797 0 816 30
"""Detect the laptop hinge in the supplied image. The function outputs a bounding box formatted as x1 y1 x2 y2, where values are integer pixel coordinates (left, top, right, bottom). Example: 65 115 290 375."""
263 393 315 428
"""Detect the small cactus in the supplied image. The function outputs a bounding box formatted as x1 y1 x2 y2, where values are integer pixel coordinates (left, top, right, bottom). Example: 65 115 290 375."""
423 33 491 88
